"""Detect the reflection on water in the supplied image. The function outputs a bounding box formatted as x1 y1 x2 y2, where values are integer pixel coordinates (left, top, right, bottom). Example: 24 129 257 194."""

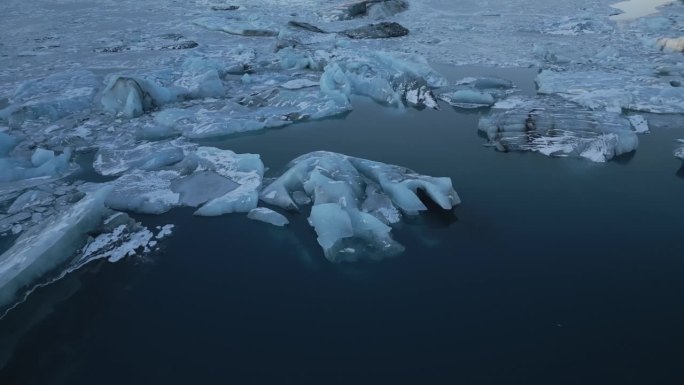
610 0 672 21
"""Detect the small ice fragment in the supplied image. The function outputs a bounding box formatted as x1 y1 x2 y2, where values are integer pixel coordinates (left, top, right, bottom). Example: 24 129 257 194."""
247 208 290 226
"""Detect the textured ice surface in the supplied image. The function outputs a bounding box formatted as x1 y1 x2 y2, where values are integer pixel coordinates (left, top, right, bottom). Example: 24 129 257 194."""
676 140 684 161
437 76 514 109
105 146 263 216
260 151 459 262
247 207 290 226
479 96 639 162
94 139 189 176
0 188 110 308
537 70 684 114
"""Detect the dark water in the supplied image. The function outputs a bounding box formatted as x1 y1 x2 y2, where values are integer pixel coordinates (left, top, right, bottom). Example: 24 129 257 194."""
1 66 684 385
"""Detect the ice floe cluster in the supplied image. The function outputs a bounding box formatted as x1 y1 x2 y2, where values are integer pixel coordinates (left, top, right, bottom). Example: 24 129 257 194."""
1 0 684 314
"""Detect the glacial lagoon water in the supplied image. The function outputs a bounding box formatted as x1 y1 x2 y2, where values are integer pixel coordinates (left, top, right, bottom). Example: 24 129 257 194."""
1 66 683 384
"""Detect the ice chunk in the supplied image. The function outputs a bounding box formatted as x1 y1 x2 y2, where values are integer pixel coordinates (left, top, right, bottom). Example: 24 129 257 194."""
0 133 17 157
30 148 55 167
479 96 639 162
280 79 320 90
192 147 264 216
7 190 54 215
106 170 181 214
168 88 351 139
260 151 459 261
0 148 73 183
171 171 239 207
438 90 496 108
627 115 650 133
438 76 514 108
0 187 111 308
342 22 410 39
675 141 684 161
192 17 277 37
100 76 173 118
93 139 189 176
2 70 99 128
320 51 445 109
247 207 289 226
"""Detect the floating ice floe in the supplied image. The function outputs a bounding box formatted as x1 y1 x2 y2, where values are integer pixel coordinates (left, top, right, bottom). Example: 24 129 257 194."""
320 0 409 21
260 151 459 262
321 50 445 109
341 22 409 39
479 96 639 162
0 196 169 316
675 140 684 161
0 70 99 128
105 146 263 216
0 186 156 311
0 142 74 183
537 70 684 114
192 17 278 37
437 76 514 109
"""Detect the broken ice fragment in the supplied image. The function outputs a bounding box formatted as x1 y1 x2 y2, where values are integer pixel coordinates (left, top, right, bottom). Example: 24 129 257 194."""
627 115 650 134
0 187 111 308
247 208 289 226
171 171 239 207
342 22 409 39
675 141 684 161
260 151 458 262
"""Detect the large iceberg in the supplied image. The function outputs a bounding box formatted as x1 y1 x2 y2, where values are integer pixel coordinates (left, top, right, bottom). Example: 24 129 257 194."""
479 96 639 162
260 151 459 262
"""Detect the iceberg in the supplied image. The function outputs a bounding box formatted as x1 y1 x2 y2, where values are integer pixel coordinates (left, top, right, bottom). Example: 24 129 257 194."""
479 96 639 162
260 151 459 262
676 141 684 161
